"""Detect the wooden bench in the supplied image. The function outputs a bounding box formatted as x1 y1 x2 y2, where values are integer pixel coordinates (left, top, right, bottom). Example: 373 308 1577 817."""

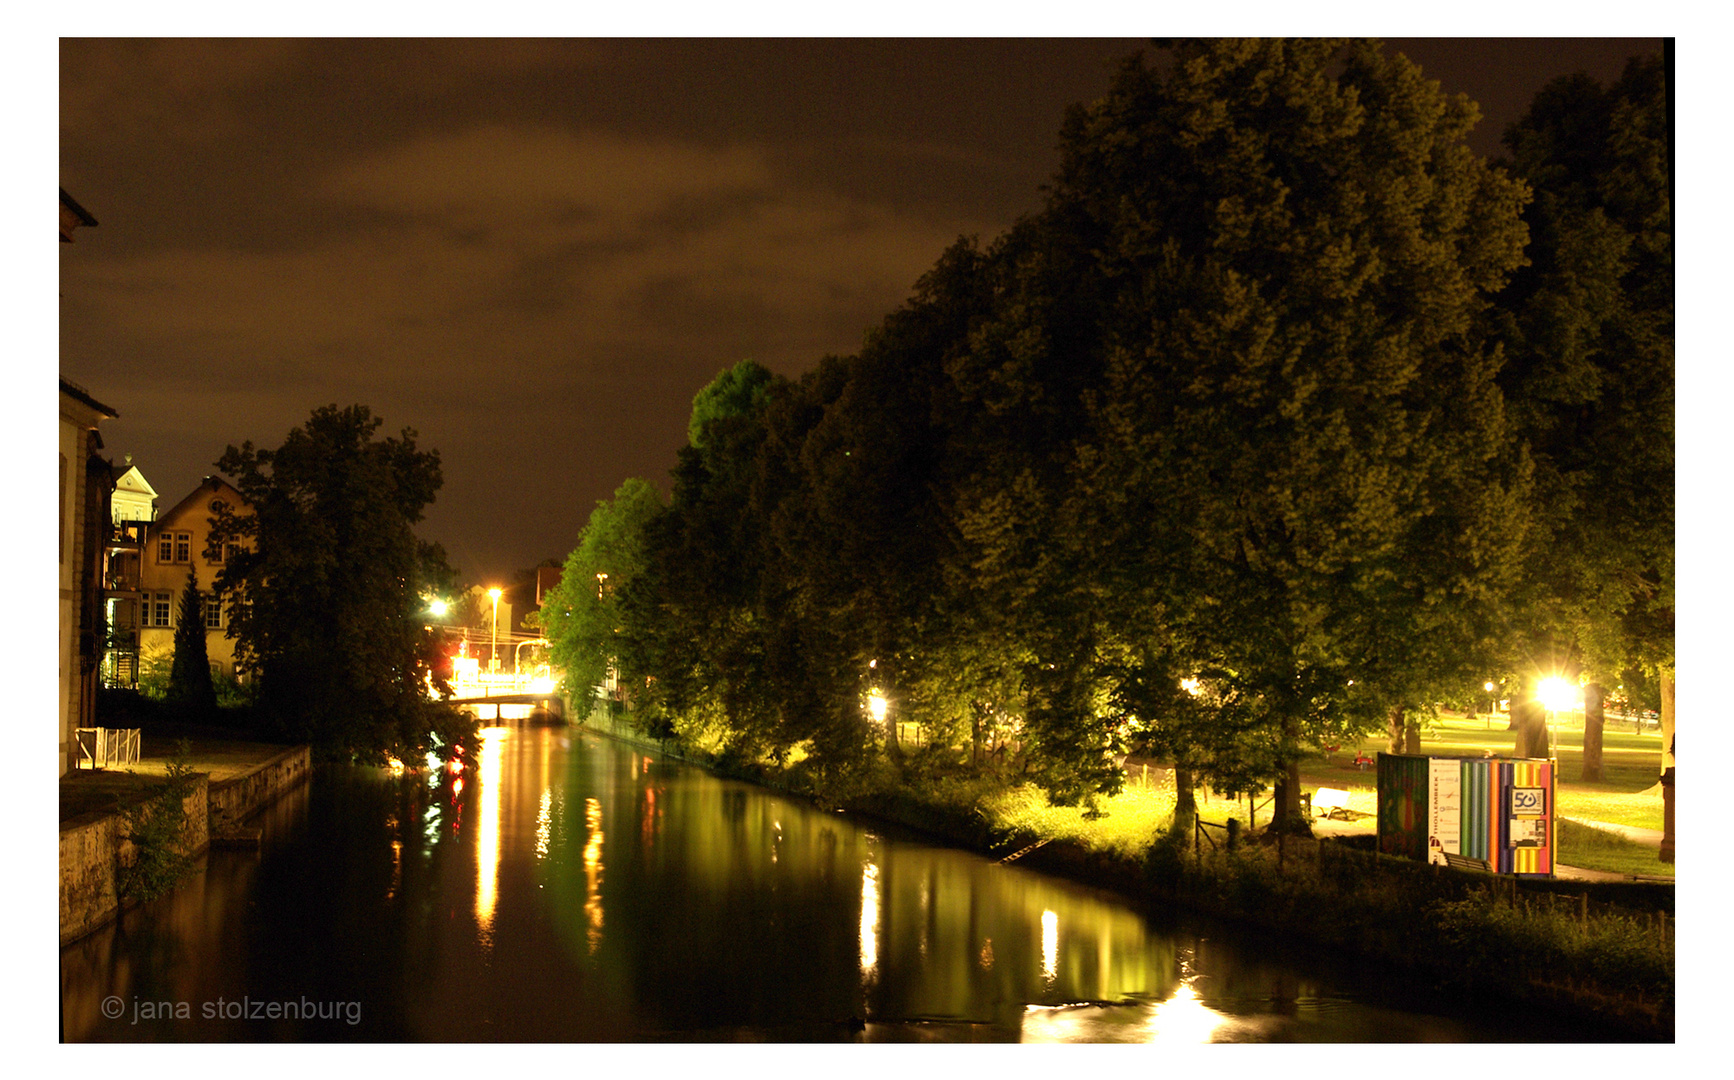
1442 852 1493 873
1313 787 1353 820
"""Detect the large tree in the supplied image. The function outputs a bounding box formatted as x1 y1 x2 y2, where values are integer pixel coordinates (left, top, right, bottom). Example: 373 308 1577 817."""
1492 54 1673 798
209 404 465 762
541 477 667 725
961 39 1534 817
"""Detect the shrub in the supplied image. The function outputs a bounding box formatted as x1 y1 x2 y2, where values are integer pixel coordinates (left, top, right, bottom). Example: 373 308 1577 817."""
116 743 199 904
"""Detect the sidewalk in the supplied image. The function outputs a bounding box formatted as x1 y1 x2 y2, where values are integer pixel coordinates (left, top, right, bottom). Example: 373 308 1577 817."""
60 728 296 825
1561 817 1664 848
1301 811 1661 882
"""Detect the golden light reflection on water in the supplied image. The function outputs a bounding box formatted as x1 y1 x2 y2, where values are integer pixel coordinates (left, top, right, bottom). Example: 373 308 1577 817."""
583 796 605 954
475 727 508 940
859 851 880 979
1041 909 1058 984
536 788 552 860
1143 978 1231 1043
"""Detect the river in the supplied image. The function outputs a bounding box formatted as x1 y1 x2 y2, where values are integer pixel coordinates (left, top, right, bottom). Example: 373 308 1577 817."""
61 724 1607 1042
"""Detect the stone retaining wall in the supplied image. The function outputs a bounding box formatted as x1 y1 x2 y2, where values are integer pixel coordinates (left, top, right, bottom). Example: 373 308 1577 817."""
59 778 208 946
58 744 310 946
208 745 311 833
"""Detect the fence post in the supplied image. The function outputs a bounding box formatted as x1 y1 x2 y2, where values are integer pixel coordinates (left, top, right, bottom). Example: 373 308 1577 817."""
1226 817 1240 852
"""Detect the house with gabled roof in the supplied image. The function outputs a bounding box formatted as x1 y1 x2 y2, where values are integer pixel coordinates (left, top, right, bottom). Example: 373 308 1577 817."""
136 476 252 683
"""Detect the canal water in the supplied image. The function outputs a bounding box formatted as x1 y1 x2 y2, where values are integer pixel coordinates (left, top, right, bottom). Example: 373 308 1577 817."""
62 726 1603 1042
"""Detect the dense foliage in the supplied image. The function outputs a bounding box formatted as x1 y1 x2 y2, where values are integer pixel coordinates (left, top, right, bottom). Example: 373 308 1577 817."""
547 40 1672 813
165 566 218 719
208 404 469 763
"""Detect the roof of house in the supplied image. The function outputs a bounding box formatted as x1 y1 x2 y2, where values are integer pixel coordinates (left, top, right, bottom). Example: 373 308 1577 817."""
60 187 98 242
154 476 248 529
59 377 118 421
111 462 158 501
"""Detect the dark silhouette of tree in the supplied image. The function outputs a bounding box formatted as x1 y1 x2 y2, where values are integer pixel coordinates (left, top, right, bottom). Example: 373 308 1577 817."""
165 565 217 720
208 404 466 763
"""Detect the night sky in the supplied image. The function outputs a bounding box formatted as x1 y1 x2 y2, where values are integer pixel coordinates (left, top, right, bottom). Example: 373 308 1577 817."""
59 37 1664 588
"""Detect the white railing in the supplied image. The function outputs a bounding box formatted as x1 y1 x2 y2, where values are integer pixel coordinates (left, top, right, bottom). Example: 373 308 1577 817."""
445 667 559 700
75 727 140 770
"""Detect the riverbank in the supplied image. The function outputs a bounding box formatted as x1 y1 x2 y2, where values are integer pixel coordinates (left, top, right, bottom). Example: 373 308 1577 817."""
572 716 1673 1040
58 734 311 946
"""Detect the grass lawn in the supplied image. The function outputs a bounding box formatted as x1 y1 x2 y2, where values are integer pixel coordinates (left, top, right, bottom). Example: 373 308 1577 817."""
977 710 1672 879
1556 819 1674 879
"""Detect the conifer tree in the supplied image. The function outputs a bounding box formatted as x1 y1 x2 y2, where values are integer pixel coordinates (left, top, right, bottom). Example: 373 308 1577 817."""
166 565 217 719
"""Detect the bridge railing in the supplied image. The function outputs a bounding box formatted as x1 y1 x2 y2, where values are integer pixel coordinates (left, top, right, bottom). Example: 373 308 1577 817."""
443 668 559 701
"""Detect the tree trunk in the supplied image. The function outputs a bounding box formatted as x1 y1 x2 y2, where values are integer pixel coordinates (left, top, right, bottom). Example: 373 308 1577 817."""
1659 669 1675 864
1172 766 1197 843
1271 758 1306 834
1384 706 1421 755
1580 681 1605 782
1511 696 1549 760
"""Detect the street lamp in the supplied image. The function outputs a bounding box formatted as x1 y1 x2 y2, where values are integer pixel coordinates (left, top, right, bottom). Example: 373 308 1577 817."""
488 587 503 673
1537 676 1576 764
1484 681 1496 729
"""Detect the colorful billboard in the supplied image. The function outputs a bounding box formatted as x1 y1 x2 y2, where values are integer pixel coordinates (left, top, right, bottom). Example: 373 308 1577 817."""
1377 754 1553 877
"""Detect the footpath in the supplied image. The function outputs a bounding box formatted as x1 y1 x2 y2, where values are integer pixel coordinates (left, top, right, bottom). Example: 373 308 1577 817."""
59 729 310 946
1309 811 1662 882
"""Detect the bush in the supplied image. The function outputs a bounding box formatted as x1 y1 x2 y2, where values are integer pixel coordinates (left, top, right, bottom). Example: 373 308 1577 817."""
116 743 199 904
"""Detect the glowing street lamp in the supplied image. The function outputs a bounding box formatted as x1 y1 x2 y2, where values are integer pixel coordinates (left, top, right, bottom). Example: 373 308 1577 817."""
488 587 503 673
1537 675 1577 764
867 690 889 724
1484 681 1496 729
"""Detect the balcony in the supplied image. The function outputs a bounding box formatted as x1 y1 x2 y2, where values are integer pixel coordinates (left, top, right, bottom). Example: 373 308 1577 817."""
108 520 150 546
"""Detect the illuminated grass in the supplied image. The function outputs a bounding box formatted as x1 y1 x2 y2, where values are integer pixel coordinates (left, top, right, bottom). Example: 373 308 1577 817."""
1556 819 1673 879
980 782 1175 858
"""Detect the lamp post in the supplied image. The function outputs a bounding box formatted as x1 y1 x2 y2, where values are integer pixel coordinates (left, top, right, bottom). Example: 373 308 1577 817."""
488 587 502 674
1538 676 1574 765
1484 681 1496 729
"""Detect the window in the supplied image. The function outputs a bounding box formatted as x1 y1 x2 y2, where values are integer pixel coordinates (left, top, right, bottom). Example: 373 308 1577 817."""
151 592 173 627
159 530 192 564
225 541 244 563
204 594 223 630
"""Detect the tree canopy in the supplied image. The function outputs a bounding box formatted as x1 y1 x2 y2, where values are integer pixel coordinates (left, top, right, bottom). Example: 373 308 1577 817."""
209 404 466 762
542 39 1671 818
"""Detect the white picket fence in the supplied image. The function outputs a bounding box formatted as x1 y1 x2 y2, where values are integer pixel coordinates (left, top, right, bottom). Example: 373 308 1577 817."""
75 726 141 770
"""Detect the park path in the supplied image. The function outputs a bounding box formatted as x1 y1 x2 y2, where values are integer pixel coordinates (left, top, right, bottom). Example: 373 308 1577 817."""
1561 817 1664 847
1306 812 1665 882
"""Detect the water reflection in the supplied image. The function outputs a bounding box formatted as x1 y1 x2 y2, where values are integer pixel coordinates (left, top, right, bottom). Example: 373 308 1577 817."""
859 845 880 980
475 726 507 938
582 796 604 954
61 727 1616 1042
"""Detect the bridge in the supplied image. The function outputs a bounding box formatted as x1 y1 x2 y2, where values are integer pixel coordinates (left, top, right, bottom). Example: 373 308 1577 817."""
434 637 566 723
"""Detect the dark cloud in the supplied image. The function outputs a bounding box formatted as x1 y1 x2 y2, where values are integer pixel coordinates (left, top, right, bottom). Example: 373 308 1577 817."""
59 37 1663 583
